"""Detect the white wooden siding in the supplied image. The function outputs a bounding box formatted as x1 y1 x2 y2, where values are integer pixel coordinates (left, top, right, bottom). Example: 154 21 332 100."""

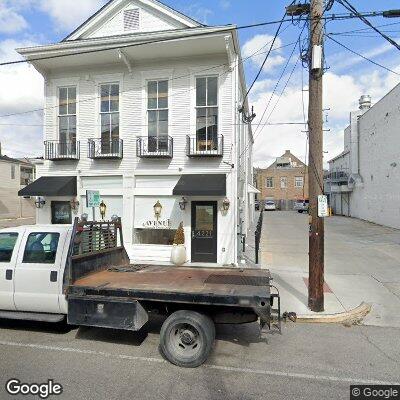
89 2 184 39
40 56 234 177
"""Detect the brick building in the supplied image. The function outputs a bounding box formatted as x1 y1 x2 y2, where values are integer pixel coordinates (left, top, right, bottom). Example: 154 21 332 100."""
256 150 308 210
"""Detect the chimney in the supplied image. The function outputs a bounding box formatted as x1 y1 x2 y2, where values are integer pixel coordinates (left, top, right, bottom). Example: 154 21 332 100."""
285 150 291 155
359 95 371 111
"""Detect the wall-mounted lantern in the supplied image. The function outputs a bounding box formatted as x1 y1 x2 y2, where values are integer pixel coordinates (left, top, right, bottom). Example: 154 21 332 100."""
179 197 188 211
99 200 107 220
222 198 230 212
153 200 162 221
35 197 46 209
70 198 80 211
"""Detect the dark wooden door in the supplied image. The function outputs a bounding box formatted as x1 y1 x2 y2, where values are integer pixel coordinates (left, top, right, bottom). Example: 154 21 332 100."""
191 201 217 263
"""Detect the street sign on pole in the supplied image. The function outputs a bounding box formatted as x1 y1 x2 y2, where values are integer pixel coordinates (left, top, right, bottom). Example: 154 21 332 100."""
86 190 100 208
318 195 329 218
86 190 100 221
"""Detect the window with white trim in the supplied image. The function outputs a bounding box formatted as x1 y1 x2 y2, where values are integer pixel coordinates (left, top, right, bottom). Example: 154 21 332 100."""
58 87 76 155
295 176 304 187
266 177 274 188
147 80 168 151
100 83 119 154
280 177 287 189
196 76 218 151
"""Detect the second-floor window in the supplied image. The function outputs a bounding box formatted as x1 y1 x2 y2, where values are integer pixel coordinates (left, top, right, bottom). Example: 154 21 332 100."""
196 76 218 151
280 177 287 189
295 176 304 187
100 83 119 153
266 177 274 188
148 80 168 151
59 87 76 155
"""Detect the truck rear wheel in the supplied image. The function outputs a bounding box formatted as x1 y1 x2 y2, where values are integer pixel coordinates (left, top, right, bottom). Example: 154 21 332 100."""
159 310 215 368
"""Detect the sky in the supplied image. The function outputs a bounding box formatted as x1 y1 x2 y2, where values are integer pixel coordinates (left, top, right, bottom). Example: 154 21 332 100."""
0 0 399 167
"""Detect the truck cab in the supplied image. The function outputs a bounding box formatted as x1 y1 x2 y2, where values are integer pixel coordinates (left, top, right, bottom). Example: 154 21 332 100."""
0 225 72 318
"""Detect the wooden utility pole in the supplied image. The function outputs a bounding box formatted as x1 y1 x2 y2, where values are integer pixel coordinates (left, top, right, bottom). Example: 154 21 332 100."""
308 0 325 312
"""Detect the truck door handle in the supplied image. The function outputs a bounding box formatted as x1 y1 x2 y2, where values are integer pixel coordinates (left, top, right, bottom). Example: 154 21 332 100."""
50 271 58 282
5 270 12 280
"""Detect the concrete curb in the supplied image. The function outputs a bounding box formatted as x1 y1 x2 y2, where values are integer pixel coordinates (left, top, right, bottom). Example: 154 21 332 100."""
296 302 372 325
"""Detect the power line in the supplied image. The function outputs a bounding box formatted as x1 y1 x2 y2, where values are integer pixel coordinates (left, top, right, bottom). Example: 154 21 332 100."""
0 11 391 68
328 20 400 35
242 6 292 105
1 20 297 68
0 40 297 120
326 35 400 76
336 0 400 51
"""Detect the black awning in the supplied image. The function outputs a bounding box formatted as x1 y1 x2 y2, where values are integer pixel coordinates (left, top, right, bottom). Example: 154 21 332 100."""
18 176 77 197
173 174 226 196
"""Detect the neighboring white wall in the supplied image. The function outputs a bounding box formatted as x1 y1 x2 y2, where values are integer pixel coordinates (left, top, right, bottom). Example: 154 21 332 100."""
350 85 400 229
0 161 35 221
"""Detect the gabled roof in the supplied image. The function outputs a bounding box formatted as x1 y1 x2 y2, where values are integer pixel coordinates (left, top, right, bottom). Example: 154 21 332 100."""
63 0 204 42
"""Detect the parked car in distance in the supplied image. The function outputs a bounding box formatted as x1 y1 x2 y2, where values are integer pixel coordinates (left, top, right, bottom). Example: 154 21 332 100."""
294 199 309 213
264 200 276 211
255 200 260 211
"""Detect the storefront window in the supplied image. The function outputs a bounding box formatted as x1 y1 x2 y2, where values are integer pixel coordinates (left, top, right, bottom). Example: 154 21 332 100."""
51 201 72 224
134 229 177 245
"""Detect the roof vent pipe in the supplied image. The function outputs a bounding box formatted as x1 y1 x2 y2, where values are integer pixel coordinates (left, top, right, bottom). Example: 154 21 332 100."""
359 95 372 111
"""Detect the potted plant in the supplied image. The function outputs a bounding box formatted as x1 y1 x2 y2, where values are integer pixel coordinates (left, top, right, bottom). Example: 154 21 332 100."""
171 222 186 266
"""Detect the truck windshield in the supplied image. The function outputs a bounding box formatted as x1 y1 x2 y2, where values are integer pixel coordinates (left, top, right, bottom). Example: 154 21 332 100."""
0 233 18 262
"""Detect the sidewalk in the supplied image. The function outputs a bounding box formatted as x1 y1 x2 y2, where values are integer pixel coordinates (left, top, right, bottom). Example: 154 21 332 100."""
261 211 400 328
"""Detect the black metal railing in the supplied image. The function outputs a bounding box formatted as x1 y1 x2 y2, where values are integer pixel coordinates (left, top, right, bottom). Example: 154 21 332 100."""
186 135 224 157
324 170 349 183
255 210 264 265
44 141 80 161
136 136 173 158
88 139 123 159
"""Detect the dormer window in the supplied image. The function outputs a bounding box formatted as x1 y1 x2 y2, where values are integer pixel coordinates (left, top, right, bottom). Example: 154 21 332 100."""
124 9 139 31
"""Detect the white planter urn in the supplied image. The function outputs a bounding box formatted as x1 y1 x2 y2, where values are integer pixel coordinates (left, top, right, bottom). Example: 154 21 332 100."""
171 244 186 266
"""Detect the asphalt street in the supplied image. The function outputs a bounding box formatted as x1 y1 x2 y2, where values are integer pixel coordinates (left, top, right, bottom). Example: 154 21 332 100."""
0 317 399 400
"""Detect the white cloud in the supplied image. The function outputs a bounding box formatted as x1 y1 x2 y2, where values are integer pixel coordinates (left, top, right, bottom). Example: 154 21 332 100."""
0 1 29 33
250 64 400 169
39 0 107 32
242 34 285 74
0 39 44 157
219 0 230 10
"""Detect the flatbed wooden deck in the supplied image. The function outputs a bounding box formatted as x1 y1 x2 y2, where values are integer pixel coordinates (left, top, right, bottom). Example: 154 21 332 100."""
71 265 272 302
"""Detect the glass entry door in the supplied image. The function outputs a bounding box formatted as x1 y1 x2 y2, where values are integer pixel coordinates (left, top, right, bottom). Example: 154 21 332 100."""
191 201 217 263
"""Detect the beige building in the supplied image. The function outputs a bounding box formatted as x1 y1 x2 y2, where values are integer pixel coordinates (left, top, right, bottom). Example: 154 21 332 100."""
0 145 36 224
256 150 308 210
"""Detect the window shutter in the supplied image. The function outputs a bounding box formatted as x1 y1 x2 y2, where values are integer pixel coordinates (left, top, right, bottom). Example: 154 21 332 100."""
124 9 139 31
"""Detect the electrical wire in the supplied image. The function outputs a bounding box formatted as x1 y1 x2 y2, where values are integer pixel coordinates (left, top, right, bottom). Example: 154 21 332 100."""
336 0 400 51
0 39 297 120
242 5 292 105
326 35 400 76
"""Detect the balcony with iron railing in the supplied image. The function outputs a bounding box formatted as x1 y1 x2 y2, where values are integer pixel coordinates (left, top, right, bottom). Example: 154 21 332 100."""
136 136 173 158
324 170 349 183
44 141 80 161
186 135 224 157
88 139 123 160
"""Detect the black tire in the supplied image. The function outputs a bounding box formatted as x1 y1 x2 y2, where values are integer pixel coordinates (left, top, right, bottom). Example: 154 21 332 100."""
159 310 215 368
298 210 303 213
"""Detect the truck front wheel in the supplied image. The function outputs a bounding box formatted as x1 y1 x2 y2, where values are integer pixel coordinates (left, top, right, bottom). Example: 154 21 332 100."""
159 310 215 368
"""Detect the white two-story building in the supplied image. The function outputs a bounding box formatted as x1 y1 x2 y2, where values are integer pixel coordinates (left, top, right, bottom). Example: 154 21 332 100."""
18 0 257 266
